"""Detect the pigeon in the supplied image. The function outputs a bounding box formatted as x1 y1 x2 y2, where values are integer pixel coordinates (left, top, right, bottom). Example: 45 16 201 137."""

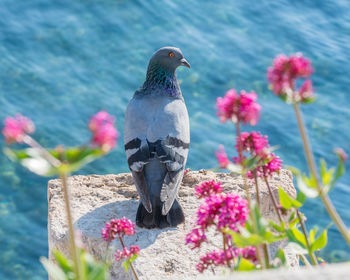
124 46 190 228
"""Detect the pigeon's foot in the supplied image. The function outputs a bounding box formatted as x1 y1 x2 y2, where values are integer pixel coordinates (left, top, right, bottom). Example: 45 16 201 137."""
166 199 185 227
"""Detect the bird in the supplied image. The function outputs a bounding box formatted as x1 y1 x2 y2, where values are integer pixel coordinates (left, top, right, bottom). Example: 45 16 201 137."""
124 46 191 229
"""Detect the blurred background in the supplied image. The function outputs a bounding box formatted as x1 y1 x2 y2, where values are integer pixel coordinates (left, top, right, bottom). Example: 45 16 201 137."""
0 0 349 278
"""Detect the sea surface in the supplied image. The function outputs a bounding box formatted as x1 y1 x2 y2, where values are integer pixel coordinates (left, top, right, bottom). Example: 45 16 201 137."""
0 0 349 278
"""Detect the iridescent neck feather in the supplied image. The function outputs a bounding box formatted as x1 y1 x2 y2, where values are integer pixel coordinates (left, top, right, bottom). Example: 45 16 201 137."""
138 62 181 97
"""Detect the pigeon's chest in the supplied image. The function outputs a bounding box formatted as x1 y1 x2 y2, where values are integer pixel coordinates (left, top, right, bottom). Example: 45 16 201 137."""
125 96 189 142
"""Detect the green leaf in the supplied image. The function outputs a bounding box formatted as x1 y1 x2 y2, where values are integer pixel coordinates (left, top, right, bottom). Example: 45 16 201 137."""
320 159 335 187
278 187 302 209
331 155 345 187
244 156 261 171
40 257 68 280
235 257 256 271
286 228 307 248
229 231 264 247
296 175 319 198
86 266 110 280
296 191 307 204
302 174 317 188
310 229 328 252
4 146 104 177
263 231 286 243
275 248 286 265
122 259 130 272
301 97 317 104
129 253 138 263
269 220 285 233
309 228 318 244
52 250 73 274
53 147 104 174
4 147 57 176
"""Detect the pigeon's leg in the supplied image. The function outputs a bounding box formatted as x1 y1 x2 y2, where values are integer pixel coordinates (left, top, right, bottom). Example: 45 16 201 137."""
166 198 185 227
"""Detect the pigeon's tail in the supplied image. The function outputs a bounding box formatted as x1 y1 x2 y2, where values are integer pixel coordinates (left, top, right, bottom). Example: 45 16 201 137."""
135 158 185 229
166 198 185 226
136 199 185 229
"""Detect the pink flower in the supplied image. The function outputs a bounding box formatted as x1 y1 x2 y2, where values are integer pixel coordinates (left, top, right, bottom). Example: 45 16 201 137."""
335 148 347 163
196 193 249 232
216 89 261 125
115 245 140 261
195 246 257 273
89 111 119 151
238 246 257 263
267 53 313 103
196 250 226 272
238 131 269 155
234 131 282 178
101 217 136 242
262 154 282 177
89 111 114 132
216 145 230 169
298 80 313 101
185 228 207 249
2 114 35 144
195 180 223 199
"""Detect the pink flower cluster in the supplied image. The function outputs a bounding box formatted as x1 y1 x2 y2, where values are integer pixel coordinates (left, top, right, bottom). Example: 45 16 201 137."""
186 181 249 250
101 217 136 242
196 246 257 273
2 114 35 144
267 53 314 102
185 228 206 249
195 193 248 232
195 180 223 199
216 89 261 125
89 111 119 151
216 145 230 169
234 131 282 178
115 245 140 261
102 217 141 264
335 148 347 163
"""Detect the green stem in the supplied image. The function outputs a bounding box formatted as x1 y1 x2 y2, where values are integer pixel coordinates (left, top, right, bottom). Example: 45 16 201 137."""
262 243 270 268
118 235 139 280
293 103 350 246
299 254 311 267
253 171 261 210
264 176 283 224
296 210 318 266
222 233 231 268
60 173 81 280
236 123 264 269
23 135 61 167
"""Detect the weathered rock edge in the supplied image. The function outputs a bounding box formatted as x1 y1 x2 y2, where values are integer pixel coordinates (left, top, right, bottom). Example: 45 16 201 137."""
204 262 350 280
48 169 297 280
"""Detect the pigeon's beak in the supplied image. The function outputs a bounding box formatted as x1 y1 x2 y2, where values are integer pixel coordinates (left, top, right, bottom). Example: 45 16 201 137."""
180 58 191 68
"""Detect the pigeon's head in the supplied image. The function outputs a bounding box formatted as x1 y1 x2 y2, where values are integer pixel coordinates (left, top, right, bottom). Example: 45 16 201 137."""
149 46 190 72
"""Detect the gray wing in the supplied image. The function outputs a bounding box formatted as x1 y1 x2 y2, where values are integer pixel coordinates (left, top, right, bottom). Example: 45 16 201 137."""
124 96 154 213
157 136 189 215
124 138 152 213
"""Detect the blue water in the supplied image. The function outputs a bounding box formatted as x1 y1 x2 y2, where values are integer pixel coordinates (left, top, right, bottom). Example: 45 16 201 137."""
0 0 349 278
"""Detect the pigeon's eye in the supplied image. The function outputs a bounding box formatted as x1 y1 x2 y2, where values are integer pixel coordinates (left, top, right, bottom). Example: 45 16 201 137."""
168 52 175 58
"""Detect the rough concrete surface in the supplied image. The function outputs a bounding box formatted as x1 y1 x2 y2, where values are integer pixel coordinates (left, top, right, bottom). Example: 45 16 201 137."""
203 262 350 280
48 169 297 279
